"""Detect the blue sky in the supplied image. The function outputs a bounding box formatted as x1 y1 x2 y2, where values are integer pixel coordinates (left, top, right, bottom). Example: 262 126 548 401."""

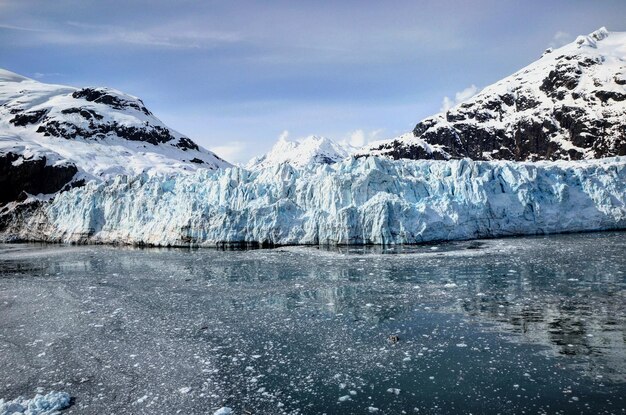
1 0 625 163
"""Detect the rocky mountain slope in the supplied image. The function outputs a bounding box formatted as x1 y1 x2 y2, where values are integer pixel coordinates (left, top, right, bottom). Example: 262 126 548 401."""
363 28 625 162
0 69 230 204
247 135 351 170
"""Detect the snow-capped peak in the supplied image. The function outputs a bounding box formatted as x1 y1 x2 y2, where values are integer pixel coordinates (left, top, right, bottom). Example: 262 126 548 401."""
247 134 351 170
363 27 626 162
0 68 232 181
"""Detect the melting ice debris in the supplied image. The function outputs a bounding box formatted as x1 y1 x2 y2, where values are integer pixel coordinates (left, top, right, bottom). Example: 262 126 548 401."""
0 391 70 415
213 407 233 415
2 156 626 246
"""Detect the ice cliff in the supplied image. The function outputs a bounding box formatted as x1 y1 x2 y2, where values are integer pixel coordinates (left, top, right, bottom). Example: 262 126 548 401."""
2 156 625 246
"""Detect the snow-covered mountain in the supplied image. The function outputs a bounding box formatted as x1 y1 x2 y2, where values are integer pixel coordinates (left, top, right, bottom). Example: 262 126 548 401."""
0 69 230 204
247 135 351 170
363 28 626 162
2 156 625 246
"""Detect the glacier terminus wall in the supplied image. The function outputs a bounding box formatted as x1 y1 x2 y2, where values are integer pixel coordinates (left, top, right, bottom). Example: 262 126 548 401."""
2 156 626 246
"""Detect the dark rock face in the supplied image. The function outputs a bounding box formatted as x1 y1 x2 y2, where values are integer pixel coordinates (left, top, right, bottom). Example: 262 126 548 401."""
61 107 104 120
175 136 200 151
35 118 188 147
539 61 583 97
0 199 43 236
370 139 450 160
72 88 152 116
19 104 201 150
9 109 49 126
0 152 79 205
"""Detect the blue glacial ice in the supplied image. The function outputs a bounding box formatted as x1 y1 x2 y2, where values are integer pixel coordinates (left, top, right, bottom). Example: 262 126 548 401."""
6 156 626 246
0 391 70 415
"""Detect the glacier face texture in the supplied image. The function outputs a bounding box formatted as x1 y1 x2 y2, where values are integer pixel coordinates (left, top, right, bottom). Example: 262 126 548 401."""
3 156 626 246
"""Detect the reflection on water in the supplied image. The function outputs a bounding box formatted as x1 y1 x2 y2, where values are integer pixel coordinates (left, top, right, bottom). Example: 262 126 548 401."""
0 232 624 414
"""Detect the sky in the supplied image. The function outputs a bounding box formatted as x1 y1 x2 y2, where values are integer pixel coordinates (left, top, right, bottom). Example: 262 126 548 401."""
1 0 625 164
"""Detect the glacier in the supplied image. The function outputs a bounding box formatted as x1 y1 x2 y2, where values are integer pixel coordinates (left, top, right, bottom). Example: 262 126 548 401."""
3 156 626 246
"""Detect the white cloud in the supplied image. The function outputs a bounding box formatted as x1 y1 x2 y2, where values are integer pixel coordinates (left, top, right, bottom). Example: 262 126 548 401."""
278 130 290 142
348 130 365 147
209 142 245 164
340 129 384 148
0 23 46 32
33 72 62 79
440 84 479 112
0 20 242 49
549 31 572 48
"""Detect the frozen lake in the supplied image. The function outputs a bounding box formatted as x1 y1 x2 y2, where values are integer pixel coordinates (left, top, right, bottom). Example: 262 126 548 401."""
1 232 625 414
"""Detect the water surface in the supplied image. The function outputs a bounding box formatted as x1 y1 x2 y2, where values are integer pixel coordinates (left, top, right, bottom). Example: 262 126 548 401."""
0 232 625 414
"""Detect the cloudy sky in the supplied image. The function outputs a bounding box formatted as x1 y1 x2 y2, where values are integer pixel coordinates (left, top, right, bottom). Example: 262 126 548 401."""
1 0 625 163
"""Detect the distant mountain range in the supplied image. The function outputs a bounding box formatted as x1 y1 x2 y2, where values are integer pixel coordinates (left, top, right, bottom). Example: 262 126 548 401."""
246 135 351 170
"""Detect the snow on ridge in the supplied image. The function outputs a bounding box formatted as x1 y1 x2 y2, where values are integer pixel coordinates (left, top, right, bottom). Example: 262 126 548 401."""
574 26 610 49
0 68 31 83
440 26 624 118
247 135 351 170
363 27 626 162
0 68 231 182
0 391 71 415
4 156 625 246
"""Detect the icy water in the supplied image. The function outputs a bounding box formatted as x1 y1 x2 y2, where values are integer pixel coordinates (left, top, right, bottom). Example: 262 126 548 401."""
0 233 625 415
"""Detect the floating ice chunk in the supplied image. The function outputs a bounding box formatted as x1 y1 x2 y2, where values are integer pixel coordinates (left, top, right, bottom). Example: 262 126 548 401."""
136 395 149 403
213 407 233 415
0 391 70 415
